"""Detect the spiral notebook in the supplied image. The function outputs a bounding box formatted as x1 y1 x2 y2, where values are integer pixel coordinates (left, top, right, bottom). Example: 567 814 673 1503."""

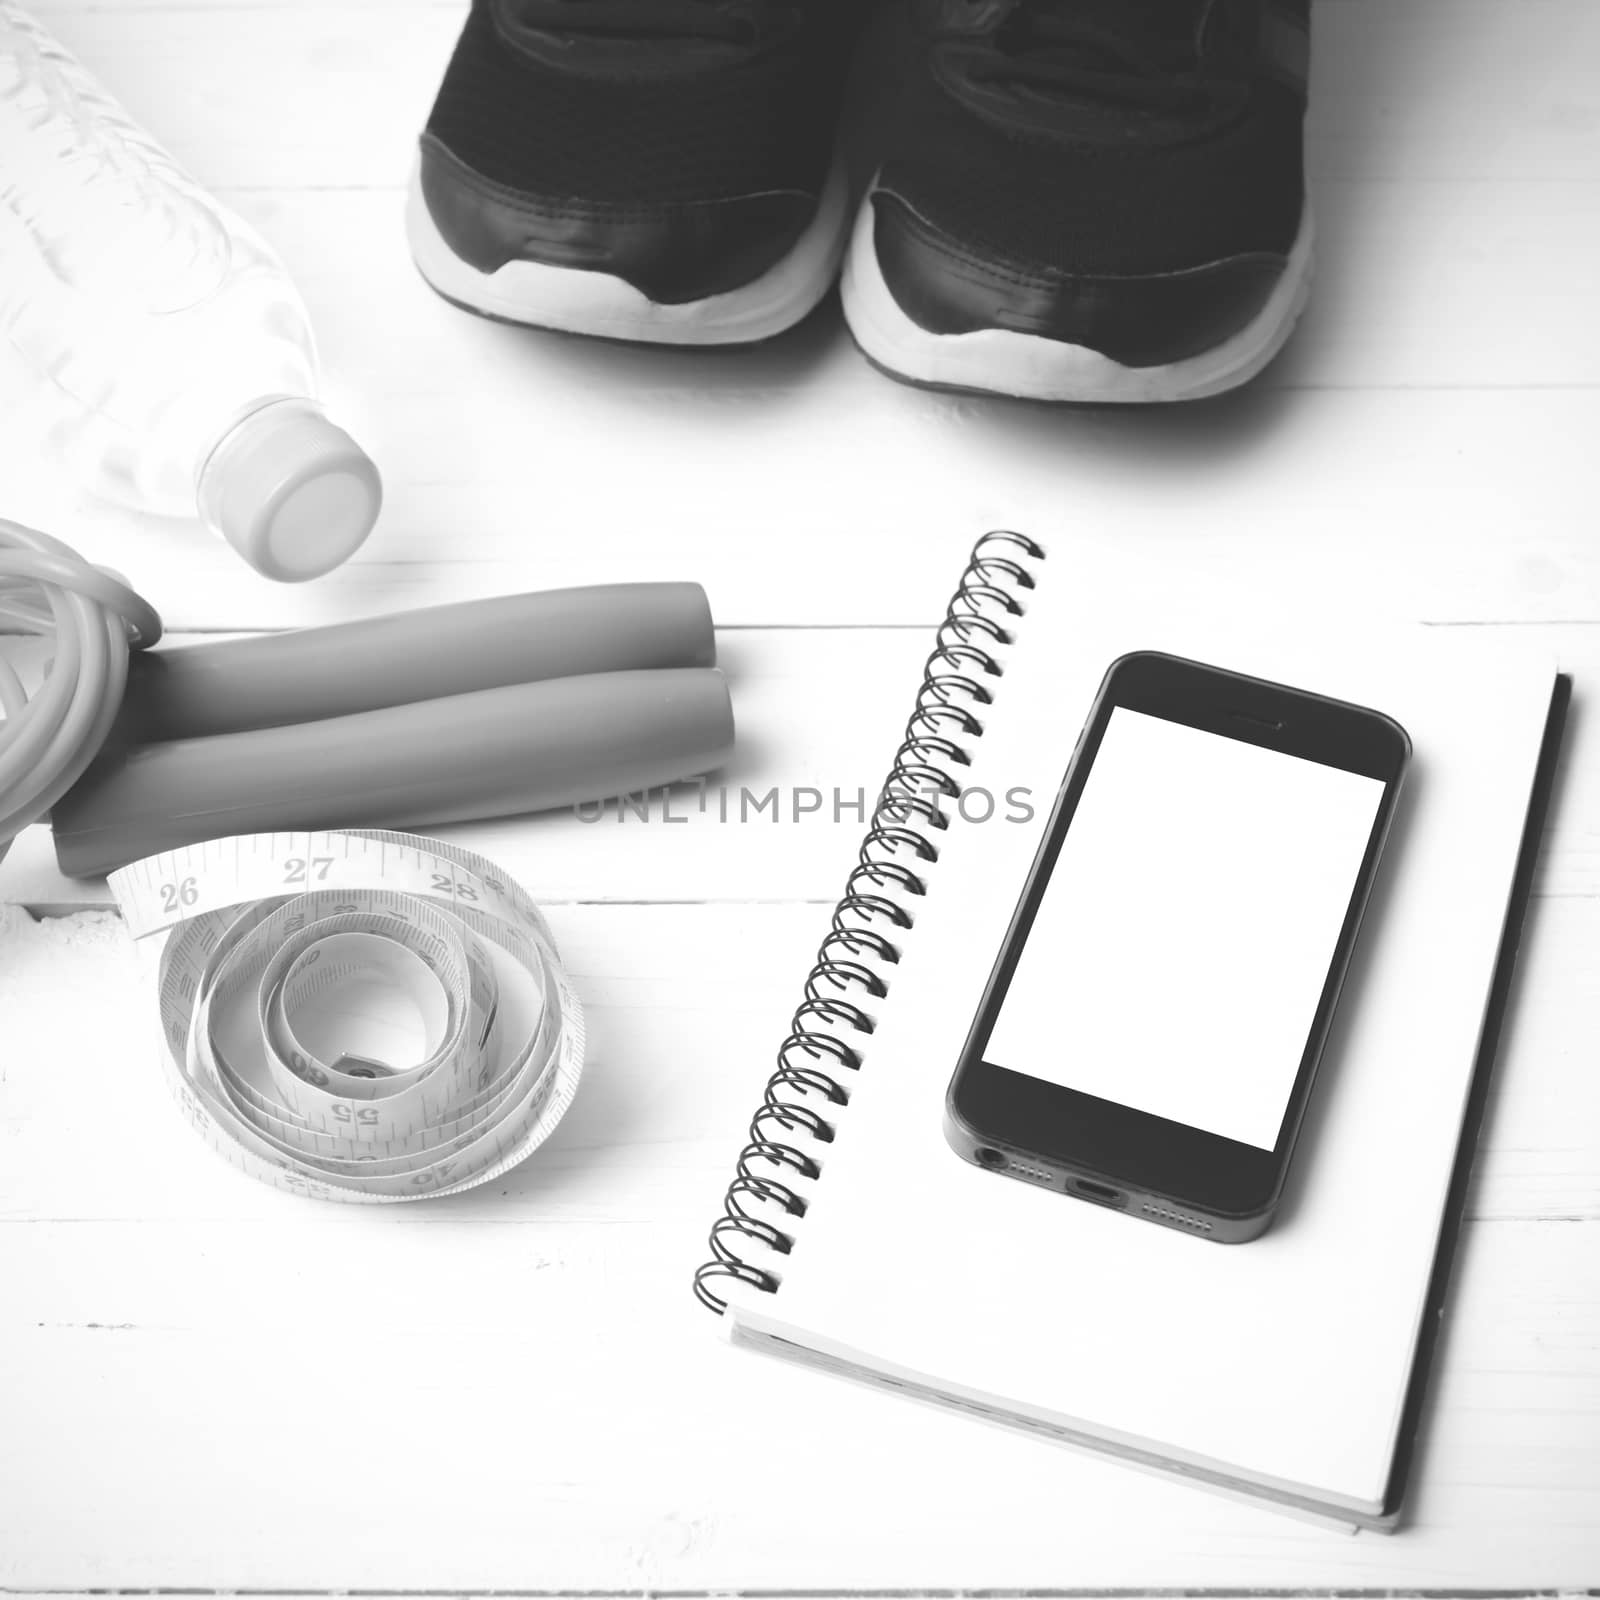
693 532 1569 1532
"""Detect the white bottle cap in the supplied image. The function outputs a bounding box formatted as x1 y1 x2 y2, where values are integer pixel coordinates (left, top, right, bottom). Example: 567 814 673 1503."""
199 399 382 582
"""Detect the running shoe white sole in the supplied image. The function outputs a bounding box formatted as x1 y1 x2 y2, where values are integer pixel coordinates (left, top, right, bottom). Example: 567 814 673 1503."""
840 195 1315 402
406 162 851 347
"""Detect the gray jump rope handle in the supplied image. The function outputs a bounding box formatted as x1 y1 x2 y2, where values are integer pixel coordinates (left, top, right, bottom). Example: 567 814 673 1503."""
51 667 735 878
113 582 716 742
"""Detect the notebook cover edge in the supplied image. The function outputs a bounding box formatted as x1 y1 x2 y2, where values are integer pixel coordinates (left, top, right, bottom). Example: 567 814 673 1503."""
1377 671 1573 1526
730 1322 1376 1533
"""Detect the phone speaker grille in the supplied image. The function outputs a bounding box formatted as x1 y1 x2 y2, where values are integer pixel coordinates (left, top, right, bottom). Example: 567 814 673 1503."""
1142 1202 1214 1233
1006 1159 1056 1186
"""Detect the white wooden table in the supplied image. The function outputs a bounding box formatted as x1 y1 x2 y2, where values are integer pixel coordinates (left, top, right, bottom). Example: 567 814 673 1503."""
3 0 1598 1590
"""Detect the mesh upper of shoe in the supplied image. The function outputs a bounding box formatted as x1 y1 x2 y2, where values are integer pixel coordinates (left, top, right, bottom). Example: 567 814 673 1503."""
425 0 854 206
880 0 1307 276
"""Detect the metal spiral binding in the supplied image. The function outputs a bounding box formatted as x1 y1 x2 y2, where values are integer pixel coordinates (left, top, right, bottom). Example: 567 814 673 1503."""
693 531 1046 1313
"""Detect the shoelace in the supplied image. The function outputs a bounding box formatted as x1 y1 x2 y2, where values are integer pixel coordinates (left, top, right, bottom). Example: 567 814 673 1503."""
937 0 1242 114
503 0 787 44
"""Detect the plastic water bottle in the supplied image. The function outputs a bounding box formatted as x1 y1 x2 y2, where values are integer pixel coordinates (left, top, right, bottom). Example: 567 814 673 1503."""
0 3 381 581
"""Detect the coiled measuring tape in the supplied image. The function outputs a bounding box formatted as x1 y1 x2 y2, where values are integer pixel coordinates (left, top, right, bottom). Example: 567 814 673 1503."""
108 829 585 1201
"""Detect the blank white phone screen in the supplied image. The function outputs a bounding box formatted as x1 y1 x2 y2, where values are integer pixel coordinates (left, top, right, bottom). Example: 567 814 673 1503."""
984 707 1387 1151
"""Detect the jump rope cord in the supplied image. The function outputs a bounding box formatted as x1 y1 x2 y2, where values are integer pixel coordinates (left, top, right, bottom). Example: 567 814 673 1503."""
0 519 162 862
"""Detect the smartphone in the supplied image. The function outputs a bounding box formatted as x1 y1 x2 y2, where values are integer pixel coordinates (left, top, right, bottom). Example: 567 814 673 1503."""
944 650 1411 1242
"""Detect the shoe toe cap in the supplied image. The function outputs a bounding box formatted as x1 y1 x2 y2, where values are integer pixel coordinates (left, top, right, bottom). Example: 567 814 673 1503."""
420 135 820 305
870 191 1292 369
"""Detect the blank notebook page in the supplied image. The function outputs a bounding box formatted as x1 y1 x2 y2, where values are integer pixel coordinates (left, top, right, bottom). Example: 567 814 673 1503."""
734 563 1557 1514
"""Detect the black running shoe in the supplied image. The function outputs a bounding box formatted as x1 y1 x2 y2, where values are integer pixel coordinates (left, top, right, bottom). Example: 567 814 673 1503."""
409 0 861 345
842 0 1313 401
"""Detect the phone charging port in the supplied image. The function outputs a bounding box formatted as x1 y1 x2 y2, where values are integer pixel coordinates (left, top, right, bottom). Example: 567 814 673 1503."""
1071 1178 1126 1208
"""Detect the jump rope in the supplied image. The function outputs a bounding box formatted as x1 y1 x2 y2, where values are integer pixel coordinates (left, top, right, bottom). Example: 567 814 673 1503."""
0 517 735 1197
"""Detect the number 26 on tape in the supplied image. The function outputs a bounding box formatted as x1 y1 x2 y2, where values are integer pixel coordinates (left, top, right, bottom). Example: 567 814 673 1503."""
160 877 199 912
